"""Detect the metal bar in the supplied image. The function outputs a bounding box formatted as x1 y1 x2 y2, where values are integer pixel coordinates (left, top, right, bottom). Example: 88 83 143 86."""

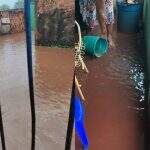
65 75 75 150
0 105 6 150
24 0 36 150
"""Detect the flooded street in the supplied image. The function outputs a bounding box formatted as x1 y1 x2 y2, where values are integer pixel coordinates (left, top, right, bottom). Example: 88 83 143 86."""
0 30 147 150
76 32 146 150
0 33 74 150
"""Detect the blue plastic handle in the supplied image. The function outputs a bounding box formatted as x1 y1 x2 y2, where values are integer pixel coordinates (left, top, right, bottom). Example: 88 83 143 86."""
75 96 84 122
74 96 89 149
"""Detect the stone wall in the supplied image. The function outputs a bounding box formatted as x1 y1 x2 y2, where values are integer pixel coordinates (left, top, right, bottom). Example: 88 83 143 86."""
36 0 74 47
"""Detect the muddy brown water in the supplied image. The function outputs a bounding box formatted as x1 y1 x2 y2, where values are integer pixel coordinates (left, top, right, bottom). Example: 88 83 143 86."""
0 33 74 150
0 31 147 150
76 32 146 150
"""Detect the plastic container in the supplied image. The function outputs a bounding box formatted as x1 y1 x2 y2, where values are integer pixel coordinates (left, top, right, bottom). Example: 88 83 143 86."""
117 2 143 33
82 36 108 58
74 96 89 149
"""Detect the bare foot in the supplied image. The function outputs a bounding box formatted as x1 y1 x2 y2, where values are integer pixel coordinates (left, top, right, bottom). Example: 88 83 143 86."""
108 36 115 48
100 33 107 40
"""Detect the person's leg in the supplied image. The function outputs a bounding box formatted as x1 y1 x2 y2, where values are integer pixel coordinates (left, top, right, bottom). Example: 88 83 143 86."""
105 0 115 48
107 23 115 47
96 0 107 39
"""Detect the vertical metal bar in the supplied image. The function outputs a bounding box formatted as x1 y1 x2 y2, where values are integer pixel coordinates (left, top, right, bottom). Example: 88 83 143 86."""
0 105 6 150
24 0 36 150
65 75 75 150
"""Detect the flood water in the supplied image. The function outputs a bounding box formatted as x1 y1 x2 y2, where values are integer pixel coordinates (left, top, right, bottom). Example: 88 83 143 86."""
76 32 147 150
0 33 74 150
34 47 74 150
0 31 147 150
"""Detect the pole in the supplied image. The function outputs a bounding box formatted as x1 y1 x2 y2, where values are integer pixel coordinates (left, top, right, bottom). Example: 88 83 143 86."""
0 105 6 150
65 75 75 150
24 0 36 150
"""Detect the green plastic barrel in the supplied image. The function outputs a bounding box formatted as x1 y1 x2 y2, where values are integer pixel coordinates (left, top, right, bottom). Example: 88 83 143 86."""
30 2 36 31
82 36 108 57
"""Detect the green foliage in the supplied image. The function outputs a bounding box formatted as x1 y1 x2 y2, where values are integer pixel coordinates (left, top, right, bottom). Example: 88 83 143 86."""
0 4 10 11
14 0 24 9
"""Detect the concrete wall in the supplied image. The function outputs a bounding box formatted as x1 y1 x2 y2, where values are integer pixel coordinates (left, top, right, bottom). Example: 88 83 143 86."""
36 0 74 47
0 9 24 34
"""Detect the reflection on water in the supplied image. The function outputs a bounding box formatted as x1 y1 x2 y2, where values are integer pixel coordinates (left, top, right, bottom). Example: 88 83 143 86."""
130 64 145 102
0 33 74 150
35 47 74 150
0 33 31 150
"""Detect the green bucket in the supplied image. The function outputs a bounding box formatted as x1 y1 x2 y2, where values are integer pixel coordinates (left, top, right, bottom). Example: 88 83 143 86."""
82 36 108 57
